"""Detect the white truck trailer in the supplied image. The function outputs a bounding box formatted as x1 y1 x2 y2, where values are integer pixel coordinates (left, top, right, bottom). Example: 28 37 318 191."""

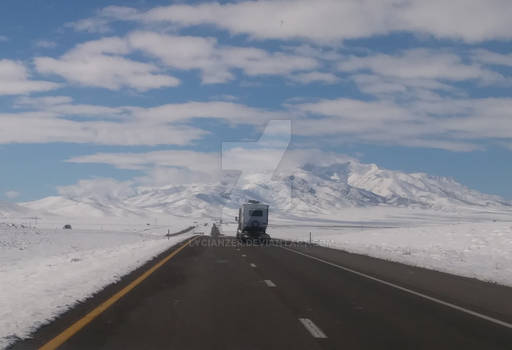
236 200 270 243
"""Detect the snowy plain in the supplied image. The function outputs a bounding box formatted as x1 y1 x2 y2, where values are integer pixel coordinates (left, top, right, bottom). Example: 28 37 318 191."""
268 222 512 287
221 207 512 288
2 205 512 349
0 221 198 349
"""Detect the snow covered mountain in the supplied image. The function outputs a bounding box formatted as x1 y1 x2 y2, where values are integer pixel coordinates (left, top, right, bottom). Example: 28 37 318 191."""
19 160 511 219
0 201 34 218
307 162 511 209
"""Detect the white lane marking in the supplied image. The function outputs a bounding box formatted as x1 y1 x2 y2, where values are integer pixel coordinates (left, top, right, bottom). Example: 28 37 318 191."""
241 254 247 257
282 247 512 330
299 318 327 339
250 263 257 268
264 279 276 287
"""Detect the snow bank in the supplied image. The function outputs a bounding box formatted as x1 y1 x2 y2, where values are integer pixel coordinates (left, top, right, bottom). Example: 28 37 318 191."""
269 222 512 287
0 223 194 349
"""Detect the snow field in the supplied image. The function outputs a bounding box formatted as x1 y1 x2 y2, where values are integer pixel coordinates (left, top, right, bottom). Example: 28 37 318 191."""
268 221 512 287
0 223 194 349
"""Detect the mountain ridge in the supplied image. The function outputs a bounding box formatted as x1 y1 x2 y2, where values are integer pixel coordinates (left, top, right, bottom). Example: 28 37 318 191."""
14 160 512 219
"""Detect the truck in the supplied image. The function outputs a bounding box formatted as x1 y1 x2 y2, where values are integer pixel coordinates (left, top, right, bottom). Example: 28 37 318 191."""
236 200 270 243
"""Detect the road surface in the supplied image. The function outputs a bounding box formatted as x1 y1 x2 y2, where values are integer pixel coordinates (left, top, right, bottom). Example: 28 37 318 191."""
10 236 512 349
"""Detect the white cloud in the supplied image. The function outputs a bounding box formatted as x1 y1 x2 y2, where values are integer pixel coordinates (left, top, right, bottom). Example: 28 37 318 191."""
0 35 8 42
0 59 59 95
296 98 414 122
65 147 359 188
103 0 512 43
4 191 20 199
0 113 206 146
67 150 219 172
414 98 512 140
219 46 318 76
140 0 391 43
16 96 286 125
336 49 508 101
66 6 141 33
288 71 340 84
0 97 290 146
43 104 127 118
222 147 291 174
4 89 511 151
15 95 130 118
209 94 238 102
68 150 220 186
16 95 73 106
127 32 230 84
136 167 217 186
472 49 512 67
291 96 512 151
68 122 294 175
66 121 291 186
276 149 357 171
58 178 135 201
285 45 344 62
339 49 502 83
128 31 318 83
399 0 512 42
34 32 318 88
351 74 456 100
34 37 180 91
131 101 287 125
221 120 291 176
67 17 112 34
35 40 57 49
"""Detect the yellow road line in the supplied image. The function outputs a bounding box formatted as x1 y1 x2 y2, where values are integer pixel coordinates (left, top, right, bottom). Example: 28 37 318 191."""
39 235 200 350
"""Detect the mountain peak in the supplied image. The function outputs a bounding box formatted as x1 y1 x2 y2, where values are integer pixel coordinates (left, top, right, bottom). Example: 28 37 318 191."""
16 160 511 219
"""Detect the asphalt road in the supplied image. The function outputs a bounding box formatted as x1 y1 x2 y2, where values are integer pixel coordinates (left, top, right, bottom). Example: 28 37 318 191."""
10 236 512 349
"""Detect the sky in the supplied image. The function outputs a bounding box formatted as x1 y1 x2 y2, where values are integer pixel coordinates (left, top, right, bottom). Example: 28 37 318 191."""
1 0 512 202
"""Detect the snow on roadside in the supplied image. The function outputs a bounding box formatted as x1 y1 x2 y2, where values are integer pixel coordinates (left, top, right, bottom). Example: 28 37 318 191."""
269 222 512 288
0 223 195 349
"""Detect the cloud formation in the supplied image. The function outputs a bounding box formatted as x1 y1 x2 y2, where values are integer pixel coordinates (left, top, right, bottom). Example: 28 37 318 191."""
0 59 59 95
34 37 180 91
0 97 290 145
34 31 319 88
292 96 512 151
77 1 512 43
3 90 512 151
129 31 318 83
130 101 287 125
15 95 130 119
339 49 501 83
65 146 359 188
0 112 206 146
472 49 512 67
288 71 340 85
4 191 20 199
58 178 135 201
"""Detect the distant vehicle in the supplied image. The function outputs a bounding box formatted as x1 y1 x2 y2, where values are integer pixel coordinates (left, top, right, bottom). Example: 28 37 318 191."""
236 200 270 243
63 224 72 230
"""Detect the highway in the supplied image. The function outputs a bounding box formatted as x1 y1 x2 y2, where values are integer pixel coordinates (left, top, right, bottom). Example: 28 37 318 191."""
10 235 512 349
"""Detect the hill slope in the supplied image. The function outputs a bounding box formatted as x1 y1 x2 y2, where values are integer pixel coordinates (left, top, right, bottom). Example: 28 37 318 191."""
19 160 511 219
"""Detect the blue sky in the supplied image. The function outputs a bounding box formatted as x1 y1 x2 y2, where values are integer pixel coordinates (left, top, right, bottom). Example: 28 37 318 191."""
1 0 512 202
